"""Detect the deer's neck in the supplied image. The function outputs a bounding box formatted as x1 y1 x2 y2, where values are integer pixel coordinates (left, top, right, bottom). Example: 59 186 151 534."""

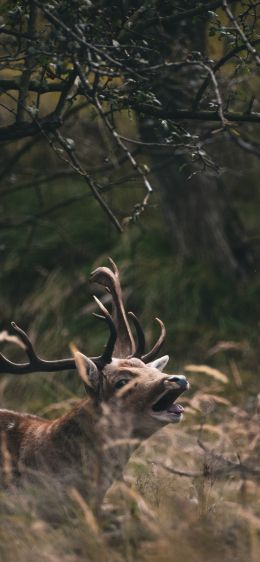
49 399 138 505
49 398 101 464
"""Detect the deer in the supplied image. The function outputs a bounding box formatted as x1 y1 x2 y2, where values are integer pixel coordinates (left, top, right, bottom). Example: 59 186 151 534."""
0 260 189 513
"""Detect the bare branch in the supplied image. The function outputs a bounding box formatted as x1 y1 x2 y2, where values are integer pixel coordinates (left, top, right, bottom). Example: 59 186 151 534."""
75 62 153 199
193 39 260 110
55 131 123 233
0 114 61 142
129 103 260 125
16 2 37 123
222 0 260 67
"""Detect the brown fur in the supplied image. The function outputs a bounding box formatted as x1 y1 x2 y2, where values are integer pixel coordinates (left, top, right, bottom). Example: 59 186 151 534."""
0 357 188 510
0 262 188 511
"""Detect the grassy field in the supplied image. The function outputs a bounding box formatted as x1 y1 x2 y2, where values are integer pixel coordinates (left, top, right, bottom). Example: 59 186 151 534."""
0 178 259 562
0 346 259 562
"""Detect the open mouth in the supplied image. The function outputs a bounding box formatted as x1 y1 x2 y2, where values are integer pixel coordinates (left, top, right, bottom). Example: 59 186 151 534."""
150 386 186 422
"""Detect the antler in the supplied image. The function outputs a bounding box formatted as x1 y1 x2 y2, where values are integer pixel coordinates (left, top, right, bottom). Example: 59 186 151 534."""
0 322 76 374
128 312 146 357
90 258 135 358
0 260 166 374
91 258 167 363
128 313 166 363
141 318 166 363
92 296 117 368
0 300 117 375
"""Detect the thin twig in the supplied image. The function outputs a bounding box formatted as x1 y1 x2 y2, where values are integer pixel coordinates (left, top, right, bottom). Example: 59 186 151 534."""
55 131 123 233
74 61 153 221
222 0 260 67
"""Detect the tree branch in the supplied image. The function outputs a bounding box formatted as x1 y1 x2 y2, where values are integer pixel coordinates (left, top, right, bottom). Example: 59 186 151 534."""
193 39 260 110
0 78 65 94
222 0 260 67
54 131 123 233
0 114 61 141
129 103 260 124
119 0 237 38
16 1 37 123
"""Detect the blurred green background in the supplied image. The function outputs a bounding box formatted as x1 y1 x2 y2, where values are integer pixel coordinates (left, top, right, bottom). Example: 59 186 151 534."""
0 127 259 413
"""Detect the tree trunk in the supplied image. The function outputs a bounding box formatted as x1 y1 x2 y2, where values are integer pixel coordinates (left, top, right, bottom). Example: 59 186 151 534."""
140 120 254 277
137 3 254 278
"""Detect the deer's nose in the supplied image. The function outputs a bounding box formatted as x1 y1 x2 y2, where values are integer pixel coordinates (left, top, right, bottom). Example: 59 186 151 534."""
167 375 189 389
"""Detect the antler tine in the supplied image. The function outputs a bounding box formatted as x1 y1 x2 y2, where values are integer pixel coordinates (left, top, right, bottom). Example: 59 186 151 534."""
0 297 116 375
0 322 75 374
108 257 119 276
11 322 38 362
90 261 135 357
0 351 24 374
128 312 146 358
141 318 166 364
92 296 117 368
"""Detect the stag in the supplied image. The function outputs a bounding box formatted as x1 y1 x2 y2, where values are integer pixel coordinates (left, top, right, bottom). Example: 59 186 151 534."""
0 260 188 511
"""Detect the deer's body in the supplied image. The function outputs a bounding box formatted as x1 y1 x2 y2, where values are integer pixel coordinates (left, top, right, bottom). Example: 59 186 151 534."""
0 405 89 477
0 262 189 510
0 401 104 502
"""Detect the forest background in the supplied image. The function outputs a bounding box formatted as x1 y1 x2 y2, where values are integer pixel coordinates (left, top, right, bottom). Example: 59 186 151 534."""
0 1 259 562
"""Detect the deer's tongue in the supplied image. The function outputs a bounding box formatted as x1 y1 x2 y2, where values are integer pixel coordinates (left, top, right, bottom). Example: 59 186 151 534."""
167 403 184 414
152 388 184 412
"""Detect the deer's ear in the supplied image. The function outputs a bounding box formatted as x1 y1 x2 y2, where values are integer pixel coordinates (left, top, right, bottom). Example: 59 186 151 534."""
148 355 169 371
74 351 99 390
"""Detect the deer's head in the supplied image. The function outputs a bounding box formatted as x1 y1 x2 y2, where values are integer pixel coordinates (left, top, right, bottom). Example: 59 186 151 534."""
0 259 189 440
73 259 189 438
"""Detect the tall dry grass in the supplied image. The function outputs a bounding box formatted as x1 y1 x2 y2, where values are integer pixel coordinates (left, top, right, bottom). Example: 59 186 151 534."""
0 359 259 562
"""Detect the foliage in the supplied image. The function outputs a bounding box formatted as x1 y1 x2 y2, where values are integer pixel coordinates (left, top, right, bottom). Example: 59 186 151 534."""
0 2 259 561
1 0 260 227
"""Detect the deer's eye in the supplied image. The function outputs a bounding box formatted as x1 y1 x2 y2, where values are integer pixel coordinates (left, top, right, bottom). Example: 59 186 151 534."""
115 379 128 390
